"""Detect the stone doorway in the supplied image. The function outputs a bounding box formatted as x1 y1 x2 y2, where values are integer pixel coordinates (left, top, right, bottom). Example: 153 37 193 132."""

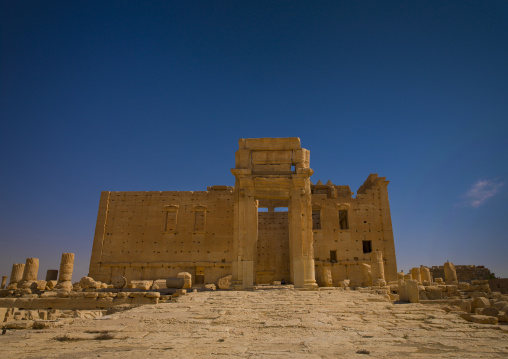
256 201 290 284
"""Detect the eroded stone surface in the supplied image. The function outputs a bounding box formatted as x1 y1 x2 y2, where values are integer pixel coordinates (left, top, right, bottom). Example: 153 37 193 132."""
0 290 506 358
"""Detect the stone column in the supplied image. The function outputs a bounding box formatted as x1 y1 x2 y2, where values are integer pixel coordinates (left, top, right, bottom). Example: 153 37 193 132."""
411 267 422 284
444 261 458 284
319 266 333 287
46 270 58 281
370 250 386 286
56 253 75 291
57 253 75 282
362 263 372 286
420 266 432 284
1 276 7 289
20 258 39 288
8 263 25 289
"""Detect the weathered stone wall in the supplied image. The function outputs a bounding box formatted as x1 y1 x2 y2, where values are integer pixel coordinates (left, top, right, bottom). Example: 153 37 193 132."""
256 211 290 284
430 265 492 282
89 186 235 284
489 278 508 294
89 139 397 287
312 174 397 283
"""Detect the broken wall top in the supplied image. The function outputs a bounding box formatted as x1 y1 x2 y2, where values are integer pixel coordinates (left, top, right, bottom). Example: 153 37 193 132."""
239 137 301 150
235 137 310 172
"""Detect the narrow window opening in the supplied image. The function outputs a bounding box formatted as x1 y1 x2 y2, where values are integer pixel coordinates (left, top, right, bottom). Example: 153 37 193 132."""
194 211 205 231
362 240 372 254
165 211 177 231
330 250 337 262
274 207 288 212
312 210 321 229
339 210 349 230
258 207 268 212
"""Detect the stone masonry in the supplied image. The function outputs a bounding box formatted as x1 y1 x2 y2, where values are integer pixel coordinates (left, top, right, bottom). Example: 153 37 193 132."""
89 138 397 289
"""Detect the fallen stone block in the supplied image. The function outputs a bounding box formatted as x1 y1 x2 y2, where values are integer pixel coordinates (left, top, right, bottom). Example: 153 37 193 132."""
481 307 499 317
492 301 508 311
166 277 185 289
217 275 232 290
2 320 34 329
177 272 192 289
32 320 65 329
472 296 490 311
471 315 498 325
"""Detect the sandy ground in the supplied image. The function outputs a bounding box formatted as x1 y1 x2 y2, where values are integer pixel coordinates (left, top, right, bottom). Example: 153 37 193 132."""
1 288 508 358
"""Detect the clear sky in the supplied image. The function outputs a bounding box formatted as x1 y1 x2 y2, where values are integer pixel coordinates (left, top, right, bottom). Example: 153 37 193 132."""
1 1 507 282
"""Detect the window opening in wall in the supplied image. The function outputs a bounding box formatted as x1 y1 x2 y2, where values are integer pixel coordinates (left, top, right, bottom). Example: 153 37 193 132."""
165 211 177 231
339 210 349 230
258 207 268 212
330 250 337 262
194 211 205 231
274 207 288 212
362 240 372 254
312 210 321 229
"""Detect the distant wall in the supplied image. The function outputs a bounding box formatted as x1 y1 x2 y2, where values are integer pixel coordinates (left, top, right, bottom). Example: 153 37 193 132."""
429 265 492 282
488 278 508 294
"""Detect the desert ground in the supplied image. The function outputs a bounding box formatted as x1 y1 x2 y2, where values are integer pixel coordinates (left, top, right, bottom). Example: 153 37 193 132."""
1 288 507 358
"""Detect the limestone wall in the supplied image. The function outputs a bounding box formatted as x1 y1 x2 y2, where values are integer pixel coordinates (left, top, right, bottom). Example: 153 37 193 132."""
88 171 397 287
429 265 492 282
312 174 397 282
256 211 290 284
89 186 235 284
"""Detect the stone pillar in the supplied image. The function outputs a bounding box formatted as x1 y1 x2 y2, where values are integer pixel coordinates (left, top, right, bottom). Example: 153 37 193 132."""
56 253 75 291
411 267 422 284
46 270 58 281
289 171 317 290
370 250 386 286
57 253 75 282
407 279 419 303
361 263 372 286
398 279 419 303
20 258 39 288
420 266 432 284
1 276 7 289
8 263 25 289
444 261 458 284
319 266 333 287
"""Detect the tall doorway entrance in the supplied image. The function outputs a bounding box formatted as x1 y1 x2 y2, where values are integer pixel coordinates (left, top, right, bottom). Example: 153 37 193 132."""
256 201 290 284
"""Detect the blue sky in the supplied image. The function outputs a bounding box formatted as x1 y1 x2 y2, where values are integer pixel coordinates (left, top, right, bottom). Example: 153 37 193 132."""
1 1 507 281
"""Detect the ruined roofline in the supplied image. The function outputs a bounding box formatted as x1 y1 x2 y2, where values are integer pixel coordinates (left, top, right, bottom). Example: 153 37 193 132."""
357 173 389 194
239 137 302 150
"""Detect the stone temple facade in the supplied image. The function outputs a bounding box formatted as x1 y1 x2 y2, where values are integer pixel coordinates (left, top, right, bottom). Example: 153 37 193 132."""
89 138 397 289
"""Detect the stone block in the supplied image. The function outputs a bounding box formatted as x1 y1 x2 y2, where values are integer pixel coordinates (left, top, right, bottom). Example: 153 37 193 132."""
177 272 192 289
481 307 499 317
217 275 232 290
173 289 187 298
471 315 498 325
131 296 158 305
472 296 490 311
460 300 472 313
493 301 508 311
166 277 185 289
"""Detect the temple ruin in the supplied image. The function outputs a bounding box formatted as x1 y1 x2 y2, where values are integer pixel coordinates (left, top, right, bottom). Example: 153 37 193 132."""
1 138 507 332
89 137 397 289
